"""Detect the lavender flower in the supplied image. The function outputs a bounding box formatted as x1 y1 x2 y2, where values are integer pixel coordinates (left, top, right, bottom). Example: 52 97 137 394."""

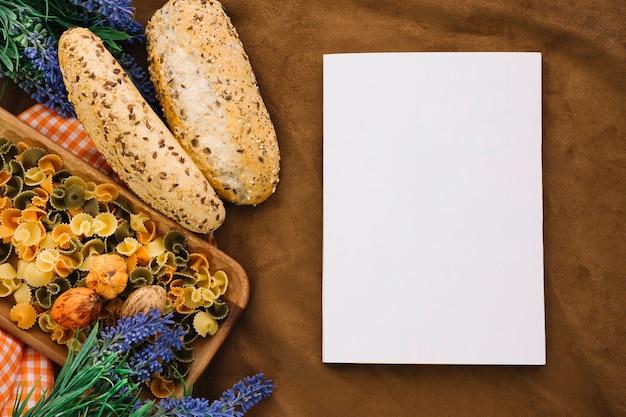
0 3 72 115
211 374 275 415
126 324 187 383
150 373 275 417
151 397 212 417
14 309 273 416
98 308 177 355
70 0 140 35
0 0 149 116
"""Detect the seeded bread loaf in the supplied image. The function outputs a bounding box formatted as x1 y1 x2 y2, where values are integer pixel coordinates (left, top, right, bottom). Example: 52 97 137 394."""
146 0 280 206
58 27 226 233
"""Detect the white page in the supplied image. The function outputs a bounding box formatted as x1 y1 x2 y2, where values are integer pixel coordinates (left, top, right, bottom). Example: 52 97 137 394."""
322 52 545 365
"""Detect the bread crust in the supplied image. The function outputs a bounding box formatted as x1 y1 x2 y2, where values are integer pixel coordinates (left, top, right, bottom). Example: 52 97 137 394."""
146 0 280 205
58 27 226 233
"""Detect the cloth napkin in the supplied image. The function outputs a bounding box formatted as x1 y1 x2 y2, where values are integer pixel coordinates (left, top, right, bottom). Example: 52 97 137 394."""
0 330 54 416
0 103 109 415
18 104 112 175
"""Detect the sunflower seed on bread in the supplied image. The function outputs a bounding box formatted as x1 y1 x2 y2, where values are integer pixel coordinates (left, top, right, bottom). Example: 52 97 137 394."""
58 27 226 233
146 0 280 206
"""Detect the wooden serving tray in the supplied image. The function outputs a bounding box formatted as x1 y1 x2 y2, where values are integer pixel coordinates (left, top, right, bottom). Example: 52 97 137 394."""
0 106 250 396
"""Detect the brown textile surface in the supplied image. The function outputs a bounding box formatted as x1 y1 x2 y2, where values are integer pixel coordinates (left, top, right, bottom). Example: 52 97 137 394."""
2 1 626 415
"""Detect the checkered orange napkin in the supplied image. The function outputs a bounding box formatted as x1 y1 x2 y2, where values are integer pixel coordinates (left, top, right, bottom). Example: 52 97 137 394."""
18 103 113 176
0 330 54 416
0 104 110 415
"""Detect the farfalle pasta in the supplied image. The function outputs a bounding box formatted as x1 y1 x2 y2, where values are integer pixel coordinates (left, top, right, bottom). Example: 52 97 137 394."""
37 154 63 176
36 248 60 272
116 236 143 256
24 167 47 186
0 208 22 239
10 302 37 329
0 262 16 279
94 183 118 202
0 278 20 297
13 283 32 304
127 267 155 290
0 263 20 297
35 277 71 309
22 261 53 287
193 311 219 337
91 212 117 237
149 376 176 399
0 138 231 396
51 223 74 249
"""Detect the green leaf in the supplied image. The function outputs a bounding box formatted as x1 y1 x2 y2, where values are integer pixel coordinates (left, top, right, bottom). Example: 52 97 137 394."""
0 51 15 72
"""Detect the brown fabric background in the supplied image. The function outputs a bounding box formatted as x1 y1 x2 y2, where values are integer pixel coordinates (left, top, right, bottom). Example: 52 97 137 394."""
2 1 626 415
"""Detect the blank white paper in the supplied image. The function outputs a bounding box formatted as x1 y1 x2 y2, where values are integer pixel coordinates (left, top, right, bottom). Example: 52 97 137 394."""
322 52 545 365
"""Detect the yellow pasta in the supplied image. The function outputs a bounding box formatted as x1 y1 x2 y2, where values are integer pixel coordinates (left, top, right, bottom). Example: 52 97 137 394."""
15 259 29 279
32 187 50 207
0 277 21 297
211 270 229 296
51 325 76 346
154 251 176 274
55 253 81 277
13 221 44 247
195 267 210 289
70 212 95 237
182 287 203 309
36 248 60 272
127 246 151 270
186 286 217 309
52 223 75 249
38 311 56 332
0 262 17 279
193 311 219 337
130 212 151 233
170 296 187 314
38 231 56 250
116 237 142 256
200 287 218 305
10 303 37 329
91 212 117 237
136 220 157 245
145 237 166 258
23 261 53 287
40 175 53 194
13 283 32 304
37 153 63 175
0 208 21 240
188 253 209 273
16 245 37 262
24 167 47 186
21 206 46 224
94 183 118 202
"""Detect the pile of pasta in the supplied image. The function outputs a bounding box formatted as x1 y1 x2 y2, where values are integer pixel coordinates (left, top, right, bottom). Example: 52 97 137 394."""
0 136 229 396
